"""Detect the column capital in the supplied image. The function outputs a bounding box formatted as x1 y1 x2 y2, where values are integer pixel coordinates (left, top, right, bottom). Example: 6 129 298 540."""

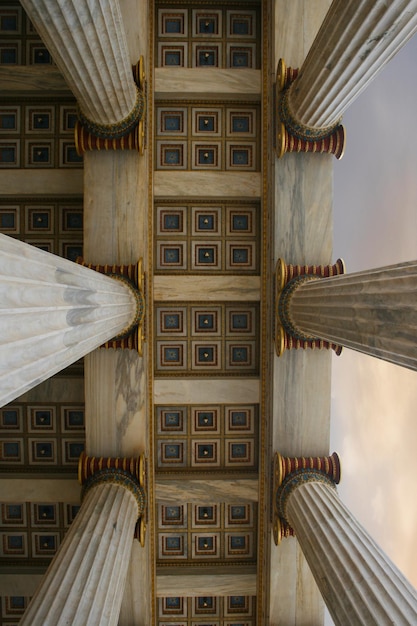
276 1 417 161
77 85 145 141
78 452 146 522
276 58 345 159
278 259 417 370
282 474 417 623
278 274 320 340
75 57 147 154
0 235 144 407
276 469 337 523
275 258 344 356
76 258 146 353
273 451 340 545
281 82 342 141
107 273 145 339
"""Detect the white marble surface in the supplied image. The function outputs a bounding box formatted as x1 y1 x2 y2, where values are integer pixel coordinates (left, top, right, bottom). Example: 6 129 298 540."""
83 76 149 462
120 0 148 64
20 0 137 124
269 537 324 625
154 276 260 301
0 66 69 91
20 483 139 626
83 151 146 264
288 481 417 625
289 0 417 128
81 3 151 622
119 539 150 626
270 1 335 623
154 378 260 405
157 573 257 597
85 348 147 457
0 478 81 503
0 574 43 596
156 478 259 504
0 170 83 196
274 153 333 266
0 234 137 407
154 171 261 199
274 0 332 69
155 68 261 99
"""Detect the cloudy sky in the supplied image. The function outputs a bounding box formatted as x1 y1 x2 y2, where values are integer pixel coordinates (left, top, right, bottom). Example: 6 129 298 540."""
330 28 417 603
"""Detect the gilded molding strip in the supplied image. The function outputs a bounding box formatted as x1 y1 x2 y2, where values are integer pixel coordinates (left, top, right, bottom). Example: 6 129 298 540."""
257 0 271 620
275 58 345 159
146 0 156 618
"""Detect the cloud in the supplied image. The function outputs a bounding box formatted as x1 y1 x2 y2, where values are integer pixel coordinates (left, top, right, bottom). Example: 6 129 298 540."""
334 34 417 272
331 351 417 588
331 33 417 592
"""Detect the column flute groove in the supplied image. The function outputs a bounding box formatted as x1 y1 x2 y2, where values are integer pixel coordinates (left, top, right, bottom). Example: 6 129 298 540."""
20 0 144 135
291 0 417 128
285 481 417 625
277 0 417 149
277 259 417 370
20 458 146 626
0 235 145 406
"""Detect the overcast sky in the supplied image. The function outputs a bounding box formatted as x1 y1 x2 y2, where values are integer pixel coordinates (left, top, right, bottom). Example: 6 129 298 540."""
329 29 417 617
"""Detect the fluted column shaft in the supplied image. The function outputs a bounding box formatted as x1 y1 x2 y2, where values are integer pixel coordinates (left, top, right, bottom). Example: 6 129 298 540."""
286 260 417 370
20 482 139 626
19 0 139 128
288 0 417 130
285 481 417 625
0 234 141 406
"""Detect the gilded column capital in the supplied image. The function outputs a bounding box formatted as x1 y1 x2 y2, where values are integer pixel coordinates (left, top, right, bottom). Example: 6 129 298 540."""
77 85 145 140
278 275 320 340
78 452 147 523
75 57 147 154
275 58 345 159
273 451 340 545
275 258 344 356
107 273 145 341
280 88 341 142
76 258 146 354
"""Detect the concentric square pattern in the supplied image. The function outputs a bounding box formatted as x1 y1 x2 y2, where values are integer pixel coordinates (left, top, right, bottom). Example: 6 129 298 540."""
155 304 258 375
157 7 259 68
155 202 258 273
156 404 257 472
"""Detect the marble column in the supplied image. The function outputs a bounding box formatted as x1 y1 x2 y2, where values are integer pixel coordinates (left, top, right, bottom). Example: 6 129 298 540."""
281 0 417 137
20 466 145 626
0 234 143 406
19 0 144 137
275 472 417 625
277 260 417 370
